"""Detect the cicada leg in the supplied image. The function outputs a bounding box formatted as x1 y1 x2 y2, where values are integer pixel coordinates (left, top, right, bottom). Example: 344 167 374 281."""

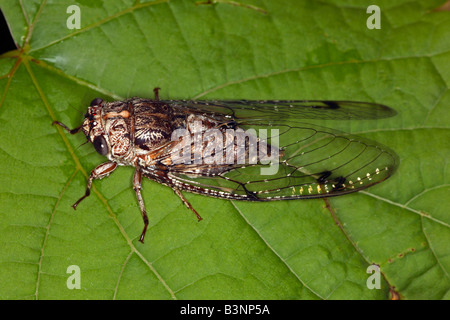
133 169 149 243
52 120 83 134
153 87 161 101
172 187 203 222
73 161 118 209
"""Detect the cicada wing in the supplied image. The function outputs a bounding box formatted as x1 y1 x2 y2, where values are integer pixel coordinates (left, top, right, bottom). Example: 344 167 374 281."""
164 100 397 122
164 121 399 201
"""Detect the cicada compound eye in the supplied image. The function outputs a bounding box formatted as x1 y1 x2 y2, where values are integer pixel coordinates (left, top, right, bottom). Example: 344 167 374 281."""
93 135 109 156
90 98 103 107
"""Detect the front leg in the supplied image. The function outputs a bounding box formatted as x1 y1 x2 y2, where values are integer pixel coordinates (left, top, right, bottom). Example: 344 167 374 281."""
72 161 118 209
133 168 149 243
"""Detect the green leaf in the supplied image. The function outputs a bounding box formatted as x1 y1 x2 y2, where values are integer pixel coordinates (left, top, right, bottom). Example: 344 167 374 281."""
0 0 449 300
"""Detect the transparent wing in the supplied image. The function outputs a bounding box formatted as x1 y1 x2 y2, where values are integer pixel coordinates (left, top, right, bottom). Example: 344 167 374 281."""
149 100 399 201
163 99 397 122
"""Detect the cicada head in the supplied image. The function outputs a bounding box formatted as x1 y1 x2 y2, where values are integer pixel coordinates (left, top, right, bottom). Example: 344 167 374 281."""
82 98 133 162
82 98 110 157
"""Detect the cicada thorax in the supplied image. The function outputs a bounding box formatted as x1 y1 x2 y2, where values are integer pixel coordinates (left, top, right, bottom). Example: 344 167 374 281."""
123 99 189 168
132 100 182 151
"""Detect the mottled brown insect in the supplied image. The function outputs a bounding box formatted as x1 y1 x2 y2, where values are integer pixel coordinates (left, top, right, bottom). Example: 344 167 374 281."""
54 88 398 243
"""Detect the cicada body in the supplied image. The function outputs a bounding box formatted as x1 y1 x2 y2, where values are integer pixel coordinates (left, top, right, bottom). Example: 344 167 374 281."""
54 90 398 243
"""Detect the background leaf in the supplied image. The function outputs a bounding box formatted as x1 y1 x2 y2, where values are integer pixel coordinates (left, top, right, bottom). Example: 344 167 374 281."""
0 0 449 300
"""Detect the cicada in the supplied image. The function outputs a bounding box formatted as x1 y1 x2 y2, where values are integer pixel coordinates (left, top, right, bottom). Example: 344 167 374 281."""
53 89 398 243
